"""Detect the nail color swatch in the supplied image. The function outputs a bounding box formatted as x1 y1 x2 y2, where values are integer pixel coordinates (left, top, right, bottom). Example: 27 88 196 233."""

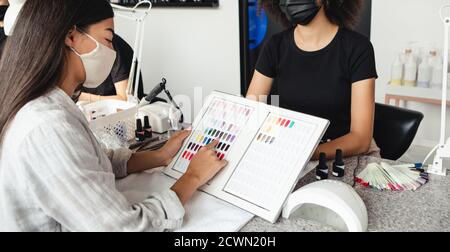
164 91 330 223
254 116 297 145
173 98 253 173
224 114 317 210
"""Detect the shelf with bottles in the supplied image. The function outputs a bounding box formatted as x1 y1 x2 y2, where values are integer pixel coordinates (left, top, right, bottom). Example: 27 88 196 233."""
385 84 450 106
387 42 450 106
390 46 443 89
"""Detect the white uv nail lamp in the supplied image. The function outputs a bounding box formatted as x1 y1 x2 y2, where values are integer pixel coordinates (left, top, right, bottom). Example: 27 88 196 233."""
282 180 368 232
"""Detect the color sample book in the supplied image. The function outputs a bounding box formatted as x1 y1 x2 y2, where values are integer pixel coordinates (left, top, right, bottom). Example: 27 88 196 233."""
165 91 329 223
173 98 253 173
224 114 317 210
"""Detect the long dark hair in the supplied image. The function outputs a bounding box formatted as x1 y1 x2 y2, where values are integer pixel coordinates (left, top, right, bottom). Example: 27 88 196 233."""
0 0 113 141
259 0 363 29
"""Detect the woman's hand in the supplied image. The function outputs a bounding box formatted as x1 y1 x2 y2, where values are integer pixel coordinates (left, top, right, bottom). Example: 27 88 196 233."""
127 130 190 174
171 140 228 205
158 130 191 166
184 140 228 186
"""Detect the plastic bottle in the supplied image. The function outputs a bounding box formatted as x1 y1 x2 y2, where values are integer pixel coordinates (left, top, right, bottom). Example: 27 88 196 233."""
401 48 413 64
431 57 444 90
403 54 418 87
390 54 404 86
414 47 423 66
417 55 432 88
405 42 421 64
428 49 438 65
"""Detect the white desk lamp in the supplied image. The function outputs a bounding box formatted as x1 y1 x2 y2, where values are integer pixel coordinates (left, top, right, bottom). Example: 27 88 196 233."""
426 5 450 176
111 1 152 105
111 2 184 133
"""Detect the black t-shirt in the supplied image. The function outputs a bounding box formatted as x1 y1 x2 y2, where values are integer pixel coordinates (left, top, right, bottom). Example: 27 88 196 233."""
256 28 378 140
82 34 144 98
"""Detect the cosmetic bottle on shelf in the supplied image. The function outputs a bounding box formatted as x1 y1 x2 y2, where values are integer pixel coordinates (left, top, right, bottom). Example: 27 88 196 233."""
417 55 432 88
403 54 418 87
431 57 444 90
390 54 404 86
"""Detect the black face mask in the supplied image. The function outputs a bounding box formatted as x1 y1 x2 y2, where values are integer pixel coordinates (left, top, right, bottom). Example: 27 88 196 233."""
0 5 8 22
279 0 321 26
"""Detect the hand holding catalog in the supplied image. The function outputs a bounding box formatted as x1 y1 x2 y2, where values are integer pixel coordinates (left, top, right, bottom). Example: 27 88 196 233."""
164 91 329 222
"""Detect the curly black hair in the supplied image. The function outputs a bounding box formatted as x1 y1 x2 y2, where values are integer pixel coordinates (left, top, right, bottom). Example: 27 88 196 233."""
258 0 363 29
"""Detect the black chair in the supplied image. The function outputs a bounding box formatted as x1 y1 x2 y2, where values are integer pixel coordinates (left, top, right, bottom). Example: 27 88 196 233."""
374 103 424 160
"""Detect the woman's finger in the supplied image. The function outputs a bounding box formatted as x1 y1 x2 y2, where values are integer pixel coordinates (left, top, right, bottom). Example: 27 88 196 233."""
204 140 219 150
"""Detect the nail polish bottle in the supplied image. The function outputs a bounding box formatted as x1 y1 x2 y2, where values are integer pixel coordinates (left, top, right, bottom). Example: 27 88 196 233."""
143 116 153 138
332 149 345 177
135 119 146 142
316 153 328 180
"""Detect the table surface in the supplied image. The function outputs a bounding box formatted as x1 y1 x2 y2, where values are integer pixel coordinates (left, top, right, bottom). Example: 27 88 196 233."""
240 156 450 232
132 130 450 232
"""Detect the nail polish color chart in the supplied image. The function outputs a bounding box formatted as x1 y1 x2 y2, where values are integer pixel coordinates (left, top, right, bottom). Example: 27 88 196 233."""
171 97 254 174
165 91 329 223
223 114 317 210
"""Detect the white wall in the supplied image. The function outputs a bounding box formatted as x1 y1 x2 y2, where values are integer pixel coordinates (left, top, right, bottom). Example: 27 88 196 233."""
115 1 449 145
114 1 241 123
372 0 450 146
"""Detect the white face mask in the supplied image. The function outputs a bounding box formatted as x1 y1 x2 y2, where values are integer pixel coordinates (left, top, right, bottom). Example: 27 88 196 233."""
71 32 117 89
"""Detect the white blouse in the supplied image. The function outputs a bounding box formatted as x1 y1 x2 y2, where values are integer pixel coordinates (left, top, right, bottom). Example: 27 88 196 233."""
0 88 185 232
